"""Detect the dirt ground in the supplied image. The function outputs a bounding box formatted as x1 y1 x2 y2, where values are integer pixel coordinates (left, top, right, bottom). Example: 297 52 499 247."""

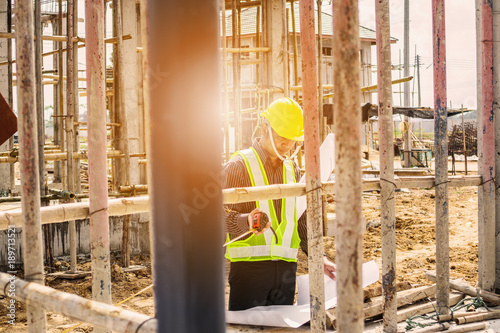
0 167 481 332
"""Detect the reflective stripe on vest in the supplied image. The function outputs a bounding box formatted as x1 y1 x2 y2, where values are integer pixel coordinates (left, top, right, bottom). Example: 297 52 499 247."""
225 148 300 262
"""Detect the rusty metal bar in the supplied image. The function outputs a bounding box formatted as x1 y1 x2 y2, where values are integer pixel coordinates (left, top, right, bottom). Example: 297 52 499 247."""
16 0 47 330
148 0 225 331
84 0 112 326
299 0 325 331
432 0 450 314
332 0 364 331
479 0 496 291
375 0 397 330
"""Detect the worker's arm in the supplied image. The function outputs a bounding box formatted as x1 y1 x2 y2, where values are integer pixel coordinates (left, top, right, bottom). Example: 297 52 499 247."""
223 158 257 237
323 256 336 280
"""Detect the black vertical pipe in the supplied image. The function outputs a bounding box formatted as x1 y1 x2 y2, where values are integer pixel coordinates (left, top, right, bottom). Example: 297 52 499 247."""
148 0 225 332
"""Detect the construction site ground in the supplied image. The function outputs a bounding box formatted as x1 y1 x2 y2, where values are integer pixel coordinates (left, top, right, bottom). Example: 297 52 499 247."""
2 160 500 332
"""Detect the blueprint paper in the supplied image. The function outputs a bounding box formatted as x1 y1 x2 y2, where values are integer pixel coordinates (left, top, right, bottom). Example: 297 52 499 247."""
226 260 379 328
296 133 336 219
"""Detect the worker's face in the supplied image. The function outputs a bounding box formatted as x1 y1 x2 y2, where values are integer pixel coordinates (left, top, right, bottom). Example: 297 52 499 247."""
262 123 297 157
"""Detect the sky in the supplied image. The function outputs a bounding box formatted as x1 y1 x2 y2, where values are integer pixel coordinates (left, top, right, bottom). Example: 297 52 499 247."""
37 0 478 118
325 0 478 110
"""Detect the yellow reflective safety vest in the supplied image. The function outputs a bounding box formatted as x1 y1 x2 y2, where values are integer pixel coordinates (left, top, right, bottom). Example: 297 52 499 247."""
225 148 301 262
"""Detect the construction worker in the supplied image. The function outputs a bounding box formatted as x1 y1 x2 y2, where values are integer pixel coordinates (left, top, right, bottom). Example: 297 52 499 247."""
223 97 336 311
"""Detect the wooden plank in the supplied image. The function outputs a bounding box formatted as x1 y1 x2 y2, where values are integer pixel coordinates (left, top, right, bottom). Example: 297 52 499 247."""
397 292 464 322
425 271 500 305
48 271 91 280
326 284 437 328
363 281 412 300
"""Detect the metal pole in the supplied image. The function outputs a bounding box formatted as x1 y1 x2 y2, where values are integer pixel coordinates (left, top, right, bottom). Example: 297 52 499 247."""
479 0 496 291
332 0 363 331
16 0 47 330
67 0 77 273
84 1 112 328
432 0 450 315
417 54 421 107
148 0 225 331
403 0 411 167
375 0 396 331
299 0 325 331
493 0 500 291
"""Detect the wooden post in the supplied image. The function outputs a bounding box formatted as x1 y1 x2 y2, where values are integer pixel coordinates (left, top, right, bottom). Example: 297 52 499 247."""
475 0 484 293
256 5 261 89
7 0 13 191
113 0 132 269
494 0 500 291
138 0 155 279
222 0 230 160
85 1 112 329
58 0 66 188
73 0 81 194
403 0 411 168
16 0 47 330
432 0 450 314
66 0 78 273
290 0 299 102
0 272 157 333
232 0 242 151
317 0 323 141
299 0 326 331
149 0 225 331
479 0 496 291
35 0 54 274
375 0 397 331
332 0 364 331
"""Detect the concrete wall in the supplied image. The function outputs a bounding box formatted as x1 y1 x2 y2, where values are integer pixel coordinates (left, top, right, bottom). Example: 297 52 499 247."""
0 214 151 270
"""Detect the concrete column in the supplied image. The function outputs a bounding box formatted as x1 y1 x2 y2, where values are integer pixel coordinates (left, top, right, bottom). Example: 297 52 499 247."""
0 0 10 193
122 0 140 185
262 0 287 100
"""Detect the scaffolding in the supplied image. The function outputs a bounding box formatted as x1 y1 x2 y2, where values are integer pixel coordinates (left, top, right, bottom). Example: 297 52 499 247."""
0 0 498 332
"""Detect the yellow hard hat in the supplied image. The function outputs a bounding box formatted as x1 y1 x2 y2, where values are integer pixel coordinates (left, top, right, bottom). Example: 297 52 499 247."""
260 98 304 141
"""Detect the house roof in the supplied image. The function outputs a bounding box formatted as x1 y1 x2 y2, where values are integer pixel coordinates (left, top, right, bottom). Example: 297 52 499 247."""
222 3 398 43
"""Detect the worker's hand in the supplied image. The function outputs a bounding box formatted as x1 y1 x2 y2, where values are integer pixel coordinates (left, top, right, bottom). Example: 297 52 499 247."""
248 208 271 235
323 257 336 281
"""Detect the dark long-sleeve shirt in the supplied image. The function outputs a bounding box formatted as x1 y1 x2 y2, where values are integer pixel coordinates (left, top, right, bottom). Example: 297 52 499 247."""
223 138 308 255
